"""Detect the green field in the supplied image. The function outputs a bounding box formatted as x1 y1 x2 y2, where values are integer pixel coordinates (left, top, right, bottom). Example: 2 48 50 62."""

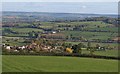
3 27 43 33
62 31 117 40
82 49 118 57
2 36 29 46
3 21 118 39
0 55 1 73
2 55 118 72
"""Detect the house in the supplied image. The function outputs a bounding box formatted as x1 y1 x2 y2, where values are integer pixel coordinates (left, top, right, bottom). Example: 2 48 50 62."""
112 37 120 42
96 47 106 51
6 46 12 50
52 31 56 34
18 46 26 50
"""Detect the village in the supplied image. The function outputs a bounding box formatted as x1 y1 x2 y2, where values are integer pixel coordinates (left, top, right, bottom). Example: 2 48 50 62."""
2 36 109 55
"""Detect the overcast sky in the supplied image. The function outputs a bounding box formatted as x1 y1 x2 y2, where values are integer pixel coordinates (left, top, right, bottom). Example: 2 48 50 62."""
1 0 119 2
2 2 118 14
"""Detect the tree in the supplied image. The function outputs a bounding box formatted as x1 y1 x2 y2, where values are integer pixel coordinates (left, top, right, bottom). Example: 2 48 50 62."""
28 31 35 38
4 28 12 33
34 32 39 38
66 35 70 40
96 44 100 49
87 42 91 50
70 34 73 40
34 45 42 53
62 43 72 48
72 45 78 53
71 43 85 54
34 39 41 45
28 31 39 38
89 47 95 55
87 42 94 55
77 43 85 54
96 44 100 47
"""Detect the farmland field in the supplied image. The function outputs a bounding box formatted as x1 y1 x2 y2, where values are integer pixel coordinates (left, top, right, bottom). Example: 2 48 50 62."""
2 21 118 40
2 55 118 72
82 49 118 57
62 30 117 40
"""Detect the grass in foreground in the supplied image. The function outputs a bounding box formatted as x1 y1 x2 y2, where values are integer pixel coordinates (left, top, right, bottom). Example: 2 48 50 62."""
2 55 118 72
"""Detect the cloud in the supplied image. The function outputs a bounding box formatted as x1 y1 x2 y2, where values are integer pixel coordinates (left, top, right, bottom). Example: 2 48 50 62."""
82 6 87 8
1 0 119 2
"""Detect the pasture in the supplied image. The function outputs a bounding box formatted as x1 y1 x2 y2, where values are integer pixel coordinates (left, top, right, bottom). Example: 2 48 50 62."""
62 31 117 40
2 55 118 72
82 49 118 57
2 21 118 39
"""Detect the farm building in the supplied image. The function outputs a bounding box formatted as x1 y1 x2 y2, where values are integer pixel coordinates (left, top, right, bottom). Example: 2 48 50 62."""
112 37 120 42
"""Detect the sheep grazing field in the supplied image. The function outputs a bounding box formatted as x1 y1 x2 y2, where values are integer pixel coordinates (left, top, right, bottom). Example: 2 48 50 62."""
2 55 118 72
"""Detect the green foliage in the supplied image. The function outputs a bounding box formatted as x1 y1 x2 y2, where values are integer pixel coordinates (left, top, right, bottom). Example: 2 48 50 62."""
28 31 39 38
62 43 72 48
71 43 85 54
87 42 91 48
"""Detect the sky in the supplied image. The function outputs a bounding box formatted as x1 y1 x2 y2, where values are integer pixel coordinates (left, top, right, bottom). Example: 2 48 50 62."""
1 0 119 2
2 2 118 14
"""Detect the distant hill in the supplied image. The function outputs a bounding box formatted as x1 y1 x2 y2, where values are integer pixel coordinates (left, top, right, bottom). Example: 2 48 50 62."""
2 11 117 22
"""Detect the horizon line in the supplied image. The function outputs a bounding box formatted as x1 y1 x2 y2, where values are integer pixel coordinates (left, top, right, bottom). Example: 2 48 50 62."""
2 11 118 15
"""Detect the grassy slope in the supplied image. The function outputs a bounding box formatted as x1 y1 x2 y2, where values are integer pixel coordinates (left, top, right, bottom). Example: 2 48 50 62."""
62 31 117 40
82 49 118 57
2 21 118 40
2 55 118 72
3 28 43 33
0 55 2 73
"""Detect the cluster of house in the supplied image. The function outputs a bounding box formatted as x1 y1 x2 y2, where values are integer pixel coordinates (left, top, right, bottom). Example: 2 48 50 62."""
2 42 64 53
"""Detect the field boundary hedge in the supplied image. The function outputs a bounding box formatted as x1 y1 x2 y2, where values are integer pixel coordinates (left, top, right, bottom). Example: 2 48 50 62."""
2 52 120 60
